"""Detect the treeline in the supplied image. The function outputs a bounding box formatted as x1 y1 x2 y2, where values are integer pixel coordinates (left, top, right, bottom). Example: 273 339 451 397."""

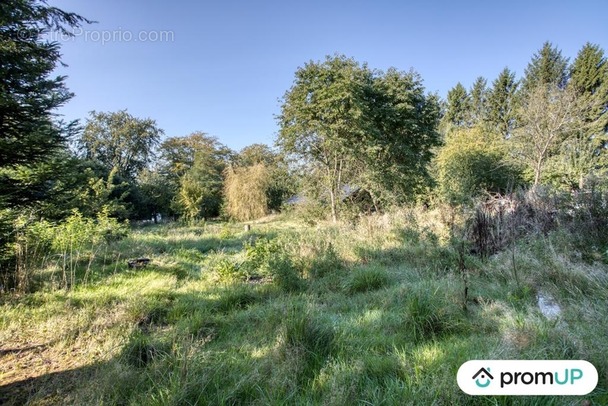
1 1 607 290
438 42 608 203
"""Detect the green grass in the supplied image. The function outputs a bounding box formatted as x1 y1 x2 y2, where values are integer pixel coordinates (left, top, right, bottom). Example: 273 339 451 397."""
1 211 607 405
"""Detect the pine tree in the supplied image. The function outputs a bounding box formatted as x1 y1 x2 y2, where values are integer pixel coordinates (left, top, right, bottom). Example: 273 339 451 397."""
564 43 608 188
443 82 471 128
569 42 608 136
0 1 89 207
522 41 569 92
470 76 488 124
487 68 519 139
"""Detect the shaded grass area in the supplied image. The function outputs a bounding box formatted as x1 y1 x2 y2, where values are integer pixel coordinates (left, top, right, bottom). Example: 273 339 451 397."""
1 212 607 405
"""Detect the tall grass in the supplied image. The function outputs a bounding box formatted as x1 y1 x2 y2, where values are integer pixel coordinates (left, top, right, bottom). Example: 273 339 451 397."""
1 195 607 405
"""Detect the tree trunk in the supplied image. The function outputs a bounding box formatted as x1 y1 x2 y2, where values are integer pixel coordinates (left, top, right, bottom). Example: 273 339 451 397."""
329 188 337 223
534 158 543 186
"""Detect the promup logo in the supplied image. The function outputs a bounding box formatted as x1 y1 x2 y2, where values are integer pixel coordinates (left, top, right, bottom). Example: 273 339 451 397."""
472 367 494 388
457 360 598 396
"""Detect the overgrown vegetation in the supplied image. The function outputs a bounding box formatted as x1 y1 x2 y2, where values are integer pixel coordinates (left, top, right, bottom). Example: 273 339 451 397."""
1 204 607 404
1 1 608 404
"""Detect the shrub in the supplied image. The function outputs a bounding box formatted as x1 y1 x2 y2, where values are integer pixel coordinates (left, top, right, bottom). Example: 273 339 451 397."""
241 237 302 291
5 207 128 292
214 258 244 283
435 127 522 205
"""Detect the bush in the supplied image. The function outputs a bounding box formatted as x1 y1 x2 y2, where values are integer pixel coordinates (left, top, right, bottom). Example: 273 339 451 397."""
435 127 522 205
4 207 128 292
243 237 302 291
566 187 608 254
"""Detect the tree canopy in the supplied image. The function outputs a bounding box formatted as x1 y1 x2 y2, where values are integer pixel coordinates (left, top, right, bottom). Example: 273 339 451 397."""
278 55 440 221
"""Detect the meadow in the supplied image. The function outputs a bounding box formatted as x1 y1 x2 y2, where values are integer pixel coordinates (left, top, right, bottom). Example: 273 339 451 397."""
1 202 607 405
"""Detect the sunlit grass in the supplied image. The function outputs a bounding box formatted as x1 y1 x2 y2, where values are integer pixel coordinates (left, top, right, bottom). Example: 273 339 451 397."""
1 211 607 404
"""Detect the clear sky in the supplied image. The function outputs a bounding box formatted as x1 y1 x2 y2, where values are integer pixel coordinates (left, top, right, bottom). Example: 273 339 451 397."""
49 0 608 151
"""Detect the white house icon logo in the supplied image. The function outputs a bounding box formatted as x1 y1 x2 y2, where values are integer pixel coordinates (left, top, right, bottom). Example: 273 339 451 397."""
472 367 494 388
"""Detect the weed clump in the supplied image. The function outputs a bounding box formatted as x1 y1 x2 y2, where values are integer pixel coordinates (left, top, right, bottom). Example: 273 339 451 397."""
213 285 262 312
122 332 169 368
343 267 390 294
405 291 466 343
279 305 336 384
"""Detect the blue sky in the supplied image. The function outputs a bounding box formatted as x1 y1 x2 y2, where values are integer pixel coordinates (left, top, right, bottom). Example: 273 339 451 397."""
50 0 607 151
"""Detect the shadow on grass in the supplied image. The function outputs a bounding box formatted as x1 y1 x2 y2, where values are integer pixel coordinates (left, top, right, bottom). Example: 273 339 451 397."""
0 362 101 406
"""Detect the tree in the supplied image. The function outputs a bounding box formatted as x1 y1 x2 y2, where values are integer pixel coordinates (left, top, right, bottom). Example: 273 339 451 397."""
0 0 89 286
236 144 293 211
79 110 163 180
136 168 173 222
443 82 471 128
568 42 608 186
224 164 271 221
163 133 232 220
0 1 88 207
278 55 371 222
176 172 206 222
278 55 440 221
522 42 569 93
238 143 277 167
512 84 579 185
362 68 441 205
487 68 519 139
470 77 488 124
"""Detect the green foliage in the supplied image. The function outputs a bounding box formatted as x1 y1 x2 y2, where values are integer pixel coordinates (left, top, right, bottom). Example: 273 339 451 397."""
175 172 207 221
0 0 89 246
0 0 87 171
236 144 294 212
442 82 471 128
167 133 230 221
214 258 243 283
566 43 608 187
278 55 440 221
79 110 163 181
486 67 519 138
4 208 128 291
513 84 580 185
522 41 569 92
470 76 489 124
435 127 521 204
242 237 302 291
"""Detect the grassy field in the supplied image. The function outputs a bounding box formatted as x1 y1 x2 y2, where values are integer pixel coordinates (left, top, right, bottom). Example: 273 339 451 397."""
1 209 607 405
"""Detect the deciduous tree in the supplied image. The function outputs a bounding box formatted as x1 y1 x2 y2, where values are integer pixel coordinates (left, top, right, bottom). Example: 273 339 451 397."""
79 110 163 180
